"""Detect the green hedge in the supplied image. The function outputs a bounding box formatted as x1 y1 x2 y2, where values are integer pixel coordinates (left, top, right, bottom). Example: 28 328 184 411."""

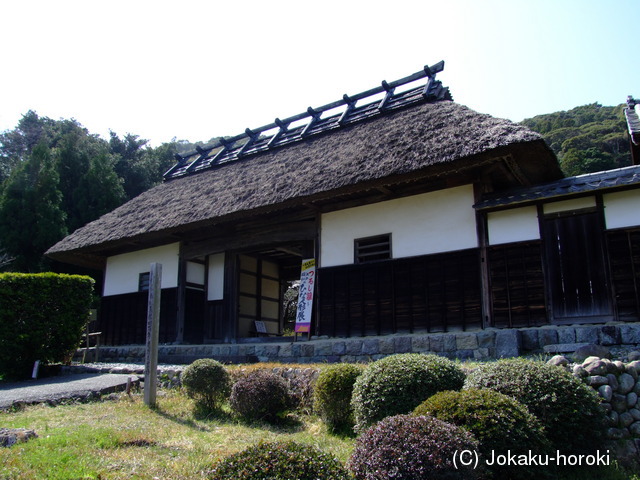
0 272 95 379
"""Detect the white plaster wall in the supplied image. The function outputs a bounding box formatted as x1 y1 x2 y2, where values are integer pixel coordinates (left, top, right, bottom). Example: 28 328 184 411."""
207 253 225 301
186 261 205 285
104 243 180 296
320 185 477 267
543 196 596 214
604 190 640 229
487 206 540 245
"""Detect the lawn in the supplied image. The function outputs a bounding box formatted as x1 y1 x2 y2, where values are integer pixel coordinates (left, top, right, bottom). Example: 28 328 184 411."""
1 375 638 480
0 390 353 480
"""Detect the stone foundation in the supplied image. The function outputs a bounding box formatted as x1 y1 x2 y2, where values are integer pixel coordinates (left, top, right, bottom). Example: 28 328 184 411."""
87 322 640 364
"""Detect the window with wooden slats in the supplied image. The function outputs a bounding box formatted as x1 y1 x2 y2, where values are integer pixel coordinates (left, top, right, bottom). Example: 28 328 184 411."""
354 234 392 264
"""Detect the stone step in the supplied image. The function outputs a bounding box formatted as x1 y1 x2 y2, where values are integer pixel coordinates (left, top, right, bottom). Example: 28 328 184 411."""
543 342 591 354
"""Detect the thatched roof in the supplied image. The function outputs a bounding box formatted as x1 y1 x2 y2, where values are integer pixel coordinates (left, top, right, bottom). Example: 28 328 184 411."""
47 99 561 268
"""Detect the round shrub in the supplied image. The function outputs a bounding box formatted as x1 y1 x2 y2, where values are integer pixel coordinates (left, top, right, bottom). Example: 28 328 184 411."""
314 363 364 432
464 358 607 454
414 388 551 479
351 353 465 431
348 414 479 480
210 440 350 480
229 369 293 422
181 358 231 411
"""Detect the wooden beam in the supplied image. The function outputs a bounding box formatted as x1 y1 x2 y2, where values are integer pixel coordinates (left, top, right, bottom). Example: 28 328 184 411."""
181 220 317 259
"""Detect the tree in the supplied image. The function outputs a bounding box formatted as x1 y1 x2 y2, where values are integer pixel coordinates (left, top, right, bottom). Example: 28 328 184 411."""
521 103 631 176
55 129 125 232
0 143 67 271
0 111 56 183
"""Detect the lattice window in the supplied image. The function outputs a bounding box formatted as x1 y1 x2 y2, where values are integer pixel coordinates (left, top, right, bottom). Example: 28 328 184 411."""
355 234 392 264
138 272 150 292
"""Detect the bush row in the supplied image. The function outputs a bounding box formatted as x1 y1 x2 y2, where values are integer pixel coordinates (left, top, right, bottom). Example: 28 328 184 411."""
187 354 610 479
0 272 95 379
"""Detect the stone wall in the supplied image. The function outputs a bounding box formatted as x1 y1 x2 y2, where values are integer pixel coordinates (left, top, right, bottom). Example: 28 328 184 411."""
89 322 640 364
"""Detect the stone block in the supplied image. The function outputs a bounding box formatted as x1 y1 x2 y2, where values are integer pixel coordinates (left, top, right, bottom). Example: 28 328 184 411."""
394 336 412 353
575 327 599 344
345 340 363 356
314 342 333 357
278 343 293 357
476 330 496 349
600 325 621 345
495 329 521 358
520 329 538 351
379 337 396 354
332 341 346 356
537 328 559 347
362 339 380 355
620 325 640 345
411 336 430 353
557 327 576 344
473 348 490 360
430 336 444 352
456 333 478 350
443 334 457 352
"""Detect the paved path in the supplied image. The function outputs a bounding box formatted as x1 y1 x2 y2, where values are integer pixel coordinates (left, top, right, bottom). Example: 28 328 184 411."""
0 373 139 410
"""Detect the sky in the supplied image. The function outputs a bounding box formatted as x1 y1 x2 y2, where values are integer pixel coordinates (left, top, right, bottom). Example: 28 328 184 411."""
0 0 638 147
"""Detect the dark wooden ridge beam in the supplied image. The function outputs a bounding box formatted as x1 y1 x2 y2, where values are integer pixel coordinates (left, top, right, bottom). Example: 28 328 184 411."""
164 61 447 178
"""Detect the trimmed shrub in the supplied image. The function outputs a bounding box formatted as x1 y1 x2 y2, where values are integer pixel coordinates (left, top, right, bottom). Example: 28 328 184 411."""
414 388 551 479
314 363 364 432
464 357 607 455
351 353 465 431
181 358 231 411
229 369 293 422
0 272 95 379
348 414 479 480
209 440 351 480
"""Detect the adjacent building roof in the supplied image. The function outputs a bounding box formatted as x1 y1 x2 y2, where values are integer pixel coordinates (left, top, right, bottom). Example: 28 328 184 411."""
46 63 562 268
626 96 640 142
475 164 640 210
626 96 640 165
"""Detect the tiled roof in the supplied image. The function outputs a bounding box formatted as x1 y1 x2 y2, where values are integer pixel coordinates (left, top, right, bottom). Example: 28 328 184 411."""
475 165 640 210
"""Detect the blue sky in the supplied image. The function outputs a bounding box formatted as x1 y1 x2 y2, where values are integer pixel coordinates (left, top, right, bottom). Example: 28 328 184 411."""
0 0 638 146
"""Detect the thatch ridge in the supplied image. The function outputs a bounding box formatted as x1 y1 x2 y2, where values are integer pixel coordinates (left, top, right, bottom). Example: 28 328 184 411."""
47 100 552 261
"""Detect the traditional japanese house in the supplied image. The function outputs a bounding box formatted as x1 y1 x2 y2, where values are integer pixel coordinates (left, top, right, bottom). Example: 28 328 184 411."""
46 63 640 350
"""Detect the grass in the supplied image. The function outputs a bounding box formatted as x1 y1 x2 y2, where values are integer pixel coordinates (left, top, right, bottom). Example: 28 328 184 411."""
0 390 353 480
1 375 638 480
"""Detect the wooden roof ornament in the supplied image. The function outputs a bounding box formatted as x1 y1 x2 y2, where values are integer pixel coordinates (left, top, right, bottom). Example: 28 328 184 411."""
164 61 451 180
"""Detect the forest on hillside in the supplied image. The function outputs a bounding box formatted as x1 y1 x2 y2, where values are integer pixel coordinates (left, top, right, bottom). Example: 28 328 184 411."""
521 102 631 175
0 102 634 274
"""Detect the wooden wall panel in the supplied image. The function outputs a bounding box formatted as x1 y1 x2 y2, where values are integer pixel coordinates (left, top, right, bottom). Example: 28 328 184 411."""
608 229 640 321
318 248 482 337
488 241 548 328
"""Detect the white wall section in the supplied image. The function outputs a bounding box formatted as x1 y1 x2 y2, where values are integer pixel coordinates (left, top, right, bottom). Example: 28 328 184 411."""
487 206 540 245
543 196 596 214
604 190 640 229
320 185 477 267
207 253 225 301
104 243 180 296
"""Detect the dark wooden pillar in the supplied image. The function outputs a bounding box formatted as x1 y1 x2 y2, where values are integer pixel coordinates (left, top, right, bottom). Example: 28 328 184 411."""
474 183 492 329
222 252 239 343
175 257 187 344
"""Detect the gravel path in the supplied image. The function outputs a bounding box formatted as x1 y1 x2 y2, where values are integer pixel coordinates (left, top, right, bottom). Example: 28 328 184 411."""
0 373 139 410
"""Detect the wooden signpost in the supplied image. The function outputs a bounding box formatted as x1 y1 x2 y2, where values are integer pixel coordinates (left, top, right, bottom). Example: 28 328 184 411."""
144 262 162 407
